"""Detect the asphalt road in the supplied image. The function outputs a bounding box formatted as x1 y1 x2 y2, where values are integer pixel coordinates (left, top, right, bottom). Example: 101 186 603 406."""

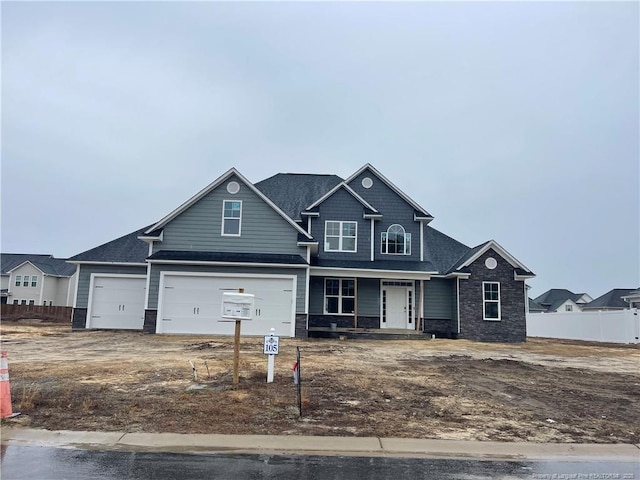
1 445 639 480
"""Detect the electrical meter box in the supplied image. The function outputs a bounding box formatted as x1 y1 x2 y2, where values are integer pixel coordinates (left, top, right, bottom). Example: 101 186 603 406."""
221 292 255 320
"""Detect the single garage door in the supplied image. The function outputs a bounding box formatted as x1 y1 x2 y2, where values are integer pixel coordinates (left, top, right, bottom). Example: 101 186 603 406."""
87 275 146 330
157 274 296 337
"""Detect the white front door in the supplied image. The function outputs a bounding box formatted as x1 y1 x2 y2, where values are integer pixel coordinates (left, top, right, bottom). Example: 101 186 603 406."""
382 285 411 329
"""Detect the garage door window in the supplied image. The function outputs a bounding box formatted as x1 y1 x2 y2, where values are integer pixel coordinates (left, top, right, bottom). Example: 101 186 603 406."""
222 200 242 236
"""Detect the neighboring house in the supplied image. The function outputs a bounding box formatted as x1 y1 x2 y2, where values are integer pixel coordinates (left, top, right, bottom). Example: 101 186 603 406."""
620 289 640 309
528 298 546 313
582 288 640 311
68 164 535 342
0 254 77 306
533 289 593 313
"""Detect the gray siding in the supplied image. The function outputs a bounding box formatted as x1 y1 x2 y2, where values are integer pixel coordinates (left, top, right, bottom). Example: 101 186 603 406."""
148 263 307 313
357 277 379 316
347 170 422 263
154 174 306 257
313 188 371 261
424 278 456 320
309 276 324 314
75 264 147 309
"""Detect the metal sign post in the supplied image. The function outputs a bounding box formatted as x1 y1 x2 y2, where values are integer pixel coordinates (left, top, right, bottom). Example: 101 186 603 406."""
263 328 279 383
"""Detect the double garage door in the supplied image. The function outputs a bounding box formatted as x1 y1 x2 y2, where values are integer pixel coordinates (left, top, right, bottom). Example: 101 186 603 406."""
157 274 296 337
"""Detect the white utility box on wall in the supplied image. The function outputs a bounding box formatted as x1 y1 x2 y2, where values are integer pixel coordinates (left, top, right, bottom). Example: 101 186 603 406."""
221 292 255 320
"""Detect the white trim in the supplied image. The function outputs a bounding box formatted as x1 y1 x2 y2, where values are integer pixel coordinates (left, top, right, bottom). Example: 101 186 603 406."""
221 199 242 237
456 277 461 333
514 271 536 281
145 168 312 240
156 271 297 337
370 219 375 262
307 216 312 233
420 222 424 262
144 263 152 310
147 259 308 269
311 266 434 280
458 240 533 274
301 211 320 217
306 182 379 212
482 281 501 321
38 274 44 305
86 273 147 329
324 220 358 253
344 164 433 222
380 224 412 256
304 266 310 315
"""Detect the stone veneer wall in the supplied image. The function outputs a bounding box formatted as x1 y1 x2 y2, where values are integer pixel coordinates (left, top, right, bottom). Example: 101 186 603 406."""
143 310 158 334
71 308 87 330
457 249 527 343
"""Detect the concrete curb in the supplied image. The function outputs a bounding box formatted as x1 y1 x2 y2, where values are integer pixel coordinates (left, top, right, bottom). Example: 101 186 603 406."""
2 428 639 461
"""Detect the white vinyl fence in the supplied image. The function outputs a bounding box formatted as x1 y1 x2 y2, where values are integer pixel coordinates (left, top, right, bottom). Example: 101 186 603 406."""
527 309 640 344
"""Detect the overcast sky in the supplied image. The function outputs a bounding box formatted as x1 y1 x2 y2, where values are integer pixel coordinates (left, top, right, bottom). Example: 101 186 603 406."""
2 1 638 299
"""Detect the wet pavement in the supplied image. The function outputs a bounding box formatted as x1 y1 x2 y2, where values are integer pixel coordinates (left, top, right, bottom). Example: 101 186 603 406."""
2 445 639 480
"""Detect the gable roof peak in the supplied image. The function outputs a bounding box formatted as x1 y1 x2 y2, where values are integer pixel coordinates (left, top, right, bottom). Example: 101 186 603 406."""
146 168 312 239
344 163 434 221
305 181 378 213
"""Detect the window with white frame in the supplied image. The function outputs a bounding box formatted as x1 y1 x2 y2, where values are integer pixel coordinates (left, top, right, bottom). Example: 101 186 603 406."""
31 275 38 288
222 200 242 236
324 221 357 252
565 304 573 312
28 300 35 306
483 282 501 320
324 278 355 314
15 275 21 287
22 275 30 287
381 224 411 255
12 299 19 305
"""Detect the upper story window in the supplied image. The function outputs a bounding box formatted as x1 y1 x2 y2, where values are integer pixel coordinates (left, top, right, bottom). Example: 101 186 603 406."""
565 304 573 312
381 224 411 255
222 200 242 236
31 276 38 288
22 275 30 287
325 221 357 252
15 275 21 287
483 282 501 321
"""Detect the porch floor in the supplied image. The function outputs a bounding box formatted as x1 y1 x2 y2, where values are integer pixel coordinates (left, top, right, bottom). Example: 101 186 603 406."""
307 326 430 340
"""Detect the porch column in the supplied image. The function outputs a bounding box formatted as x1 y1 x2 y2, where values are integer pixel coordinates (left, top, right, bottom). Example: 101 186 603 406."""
354 277 358 328
419 279 424 332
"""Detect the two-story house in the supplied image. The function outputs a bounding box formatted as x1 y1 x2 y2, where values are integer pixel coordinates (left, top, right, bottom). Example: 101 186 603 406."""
68 164 535 342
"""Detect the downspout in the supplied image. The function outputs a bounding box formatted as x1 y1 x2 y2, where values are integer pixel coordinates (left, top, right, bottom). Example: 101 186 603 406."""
370 219 375 262
39 273 45 305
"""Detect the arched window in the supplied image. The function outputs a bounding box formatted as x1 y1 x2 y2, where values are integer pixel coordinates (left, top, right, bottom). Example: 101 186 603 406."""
381 224 411 255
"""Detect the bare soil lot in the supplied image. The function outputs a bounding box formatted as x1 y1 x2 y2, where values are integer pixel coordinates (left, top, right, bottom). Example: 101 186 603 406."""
1 320 639 443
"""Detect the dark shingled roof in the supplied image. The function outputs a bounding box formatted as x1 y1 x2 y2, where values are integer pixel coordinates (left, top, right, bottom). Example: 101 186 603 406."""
255 173 343 221
528 298 546 312
148 250 308 265
68 226 151 263
582 288 639 310
423 227 472 274
311 258 438 273
1 253 76 277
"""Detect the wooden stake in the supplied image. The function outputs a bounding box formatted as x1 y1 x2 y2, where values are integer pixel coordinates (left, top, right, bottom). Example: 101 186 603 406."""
232 288 244 385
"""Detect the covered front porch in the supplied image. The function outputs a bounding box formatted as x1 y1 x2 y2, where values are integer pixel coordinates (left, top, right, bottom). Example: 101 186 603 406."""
307 266 460 338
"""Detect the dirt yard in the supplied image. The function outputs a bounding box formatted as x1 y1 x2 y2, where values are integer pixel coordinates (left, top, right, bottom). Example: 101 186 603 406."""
1 320 639 443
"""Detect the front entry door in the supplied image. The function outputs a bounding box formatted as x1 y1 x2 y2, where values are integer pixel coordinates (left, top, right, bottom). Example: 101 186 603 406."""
382 285 411 329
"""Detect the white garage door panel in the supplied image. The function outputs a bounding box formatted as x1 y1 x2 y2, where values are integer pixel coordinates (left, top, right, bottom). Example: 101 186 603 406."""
159 275 295 337
89 277 146 330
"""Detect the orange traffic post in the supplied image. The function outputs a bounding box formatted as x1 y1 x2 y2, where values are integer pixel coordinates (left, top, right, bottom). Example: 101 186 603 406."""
1 351 19 418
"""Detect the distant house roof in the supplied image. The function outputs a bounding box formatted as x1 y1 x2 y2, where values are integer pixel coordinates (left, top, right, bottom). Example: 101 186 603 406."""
533 289 586 312
528 298 546 313
255 173 344 221
582 288 639 311
68 226 151 264
1 254 76 277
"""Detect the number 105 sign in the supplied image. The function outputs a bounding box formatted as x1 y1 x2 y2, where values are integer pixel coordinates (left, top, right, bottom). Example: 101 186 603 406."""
263 335 280 355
